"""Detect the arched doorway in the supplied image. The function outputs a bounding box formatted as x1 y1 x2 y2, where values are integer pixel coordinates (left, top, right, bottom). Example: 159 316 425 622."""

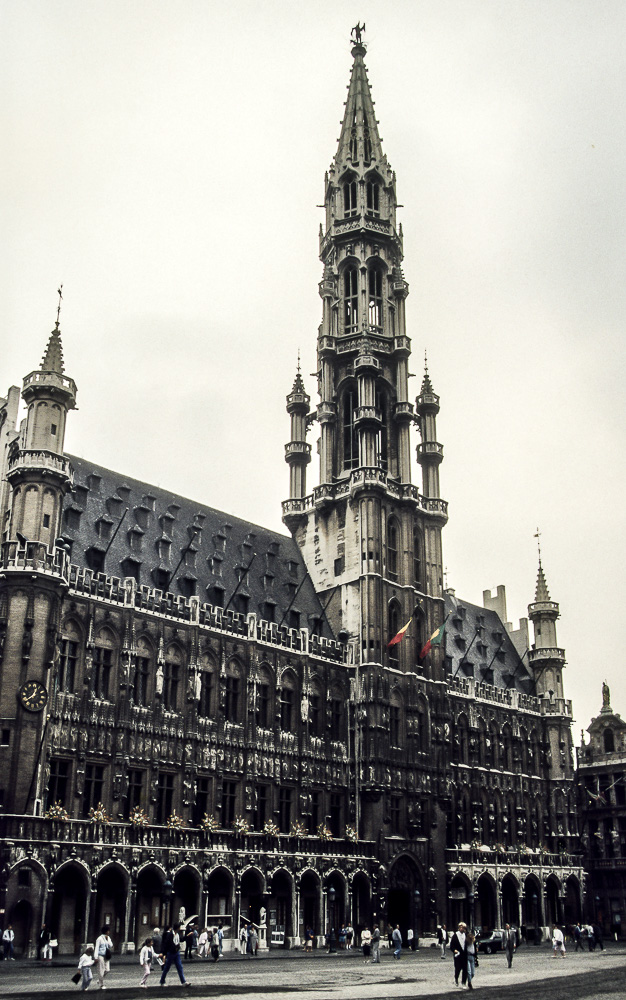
564 875 581 925
351 872 371 936
299 870 320 943
10 899 33 958
475 873 497 933
325 872 346 942
206 867 233 938
93 865 128 949
501 873 519 927
51 863 89 954
173 866 201 927
268 869 293 947
240 867 264 932
449 874 471 930
523 874 542 940
387 856 420 941
545 876 562 926
135 866 165 946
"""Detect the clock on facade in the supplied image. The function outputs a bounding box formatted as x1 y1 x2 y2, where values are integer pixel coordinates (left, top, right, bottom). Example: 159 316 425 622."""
18 680 48 712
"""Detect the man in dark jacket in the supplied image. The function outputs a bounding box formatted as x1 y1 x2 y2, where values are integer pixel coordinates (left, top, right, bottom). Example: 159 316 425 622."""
450 922 468 988
504 924 516 967
159 923 189 986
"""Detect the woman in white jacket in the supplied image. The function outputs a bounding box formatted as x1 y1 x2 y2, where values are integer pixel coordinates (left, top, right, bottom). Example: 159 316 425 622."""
93 925 113 989
139 937 155 987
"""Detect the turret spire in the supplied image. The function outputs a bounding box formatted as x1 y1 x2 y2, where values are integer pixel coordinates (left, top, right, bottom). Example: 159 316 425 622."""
41 285 66 375
335 28 384 169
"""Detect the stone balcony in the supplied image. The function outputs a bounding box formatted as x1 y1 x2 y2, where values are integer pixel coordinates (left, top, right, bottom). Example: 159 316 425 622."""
0 540 71 582
528 647 566 665
7 448 74 483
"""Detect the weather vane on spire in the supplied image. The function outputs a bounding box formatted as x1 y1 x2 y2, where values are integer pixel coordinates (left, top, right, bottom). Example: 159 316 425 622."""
297 348 301 375
351 22 366 45
534 527 542 565
55 284 63 328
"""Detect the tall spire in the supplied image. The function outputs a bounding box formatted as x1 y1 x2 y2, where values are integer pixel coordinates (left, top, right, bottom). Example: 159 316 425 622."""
335 28 384 169
533 528 551 602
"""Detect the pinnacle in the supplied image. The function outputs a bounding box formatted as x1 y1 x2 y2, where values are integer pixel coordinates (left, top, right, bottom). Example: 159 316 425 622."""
420 352 434 394
534 562 551 603
41 325 65 375
335 42 384 169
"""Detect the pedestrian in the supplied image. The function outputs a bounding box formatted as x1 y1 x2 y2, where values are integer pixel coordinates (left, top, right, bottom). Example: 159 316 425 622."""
139 936 155 988
152 927 162 958
586 923 595 951
40 923 52 962
197 928 208 959
159 923 189 986
345 923 353 950
93 924 113 988
371 924 381 963
504 923 516 968
249 925 258 957
239 922 248 953
77 944 95 991
466 932 477 991
326 927 336 953
392 924 402 959
552 925 566 958
407 927 414 951
339 925 346 949
184 923 195 960
217 923 224 955
210 929 220 962
304 925 314 951
361 926 372 962
592 923 605 951
2 924 15 961
438 923 448 959
574 923 583 952
450 921 468 989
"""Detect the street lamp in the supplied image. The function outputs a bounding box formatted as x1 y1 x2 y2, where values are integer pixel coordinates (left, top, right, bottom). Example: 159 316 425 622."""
468 890 475 933
414 888 421 947
327 886 336 953
161 879 173 929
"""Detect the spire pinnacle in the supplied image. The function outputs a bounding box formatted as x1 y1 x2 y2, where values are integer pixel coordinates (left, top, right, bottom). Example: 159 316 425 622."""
421 350 433 393
534 536 551 603
290 352 306 395
335 30 384 168
41 286 66 374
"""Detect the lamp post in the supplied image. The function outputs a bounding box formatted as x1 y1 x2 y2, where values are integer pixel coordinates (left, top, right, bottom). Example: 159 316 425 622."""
161 879 173 929
468 890 475 934
531 892 539 944
327 886 336 953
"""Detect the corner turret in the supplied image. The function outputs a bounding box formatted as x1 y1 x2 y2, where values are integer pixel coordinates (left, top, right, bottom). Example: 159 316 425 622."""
284 359 311 509
416 355 444 499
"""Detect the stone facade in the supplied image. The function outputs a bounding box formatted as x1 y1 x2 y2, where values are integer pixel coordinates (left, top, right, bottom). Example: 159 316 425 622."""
0 35 583 958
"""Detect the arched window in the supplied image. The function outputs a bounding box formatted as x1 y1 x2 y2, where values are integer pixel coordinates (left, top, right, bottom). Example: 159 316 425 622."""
342 389 358 470
225 660 241 723
387 518 398 579
368 268 383 328
366 181 380 216
604 728 615 753
389 689 403 748
93 627 116 700
59 620 80 693
164 645 183 710
343 180 357 217
344 267 359 332
133 637 152 707
413 524 423 589
256 665 273 729
198 653 216 719
375 386 388 470
279 671 297 733
388 600 401 665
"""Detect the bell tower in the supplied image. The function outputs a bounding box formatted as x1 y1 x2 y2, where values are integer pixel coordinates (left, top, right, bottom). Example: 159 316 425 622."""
283 32 448 675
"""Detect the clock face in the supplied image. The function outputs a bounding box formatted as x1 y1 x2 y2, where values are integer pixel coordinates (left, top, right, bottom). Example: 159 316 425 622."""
18 680 48 712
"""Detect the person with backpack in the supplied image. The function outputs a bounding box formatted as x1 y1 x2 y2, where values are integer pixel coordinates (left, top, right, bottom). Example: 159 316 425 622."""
93 925 113 989
159 923 189 987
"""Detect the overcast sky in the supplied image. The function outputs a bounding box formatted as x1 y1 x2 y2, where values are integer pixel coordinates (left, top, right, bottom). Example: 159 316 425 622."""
2 0 625 738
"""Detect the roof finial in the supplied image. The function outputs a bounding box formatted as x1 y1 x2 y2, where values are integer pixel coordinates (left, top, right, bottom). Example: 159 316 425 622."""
56 284 63 328
351 22 366 45
534 527 542 566
297 349 301 375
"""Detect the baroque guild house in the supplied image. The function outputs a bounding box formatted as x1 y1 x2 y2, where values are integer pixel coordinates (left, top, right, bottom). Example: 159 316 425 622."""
0 33 583 956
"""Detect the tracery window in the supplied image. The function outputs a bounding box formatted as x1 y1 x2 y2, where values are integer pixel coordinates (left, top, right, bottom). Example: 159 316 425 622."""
342 389 359 470
344 267 359 332
387 518 399 579
93 628 116 699
388 600 400 666
163 646 183 710
366 180 380 215
225 661 241 723
368 267 383 328
58 624 79 692
343 179 357 217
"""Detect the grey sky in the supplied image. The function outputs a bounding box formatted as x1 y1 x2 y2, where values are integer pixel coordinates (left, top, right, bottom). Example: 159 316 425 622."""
2 0 625 737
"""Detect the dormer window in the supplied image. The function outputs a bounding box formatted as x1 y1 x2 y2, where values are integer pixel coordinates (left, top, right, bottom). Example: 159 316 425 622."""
344 267 359 332
366 181 380 216
343 180 357 218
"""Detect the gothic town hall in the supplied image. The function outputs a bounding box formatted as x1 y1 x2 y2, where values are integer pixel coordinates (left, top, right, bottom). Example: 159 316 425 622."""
0 34 583 955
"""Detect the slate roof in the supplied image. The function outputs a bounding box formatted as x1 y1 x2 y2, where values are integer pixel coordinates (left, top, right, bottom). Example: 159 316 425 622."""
61 454 334 639
444 590 534 695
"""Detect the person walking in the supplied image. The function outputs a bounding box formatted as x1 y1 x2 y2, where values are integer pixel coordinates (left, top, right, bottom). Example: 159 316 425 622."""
197 928 208 959
371 924 381 964
466 932 477 991
139 937 155 988
450 921 468 989
2 924 15 960
407 927 415 951
159 923 189 986
77 944 95 991
217 923 224 955
592 923 605 951
574 923 583 952
39 923 52 962
304 925 314 951
392 924 402 959
239 922 248 954
552 925 566 958
152 927 162 958
586 923 595 951
361 926 372 962
184 924 195 960
248 925 258 957
210 929 220 962
345 923 354 950
438 924 448 959
504 924 516 968
93 924 113 989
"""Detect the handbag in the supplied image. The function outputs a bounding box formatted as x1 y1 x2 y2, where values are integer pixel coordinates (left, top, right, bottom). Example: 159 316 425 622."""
50 939 58 948
71 972 82 984
104 946 112 960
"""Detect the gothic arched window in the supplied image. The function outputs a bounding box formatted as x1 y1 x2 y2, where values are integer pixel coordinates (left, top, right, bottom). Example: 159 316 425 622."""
344 267 359 332
604 728 615 753
366 180 380 216
413 524 423 589
342 388 358 470
343 180 358 217
375 386 388 470
368 267 383 328
389 689 403 747
388 600 401 666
